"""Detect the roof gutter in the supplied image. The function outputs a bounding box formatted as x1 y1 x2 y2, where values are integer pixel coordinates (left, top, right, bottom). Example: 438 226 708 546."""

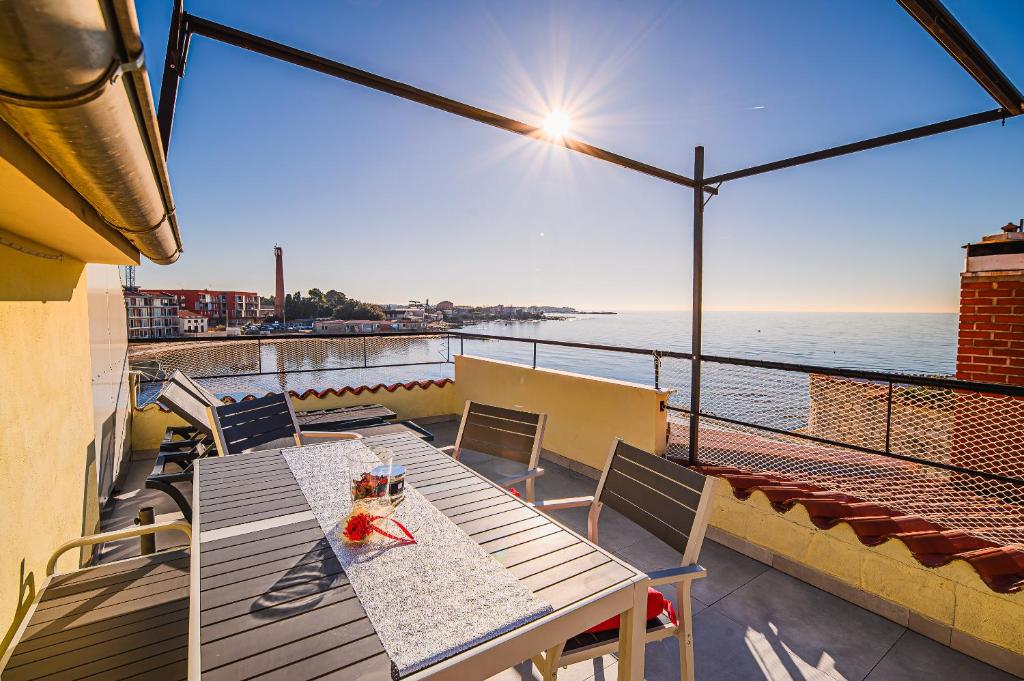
0 0 183 264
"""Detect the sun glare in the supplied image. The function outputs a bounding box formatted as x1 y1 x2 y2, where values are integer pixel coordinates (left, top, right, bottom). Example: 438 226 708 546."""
542 110 571 139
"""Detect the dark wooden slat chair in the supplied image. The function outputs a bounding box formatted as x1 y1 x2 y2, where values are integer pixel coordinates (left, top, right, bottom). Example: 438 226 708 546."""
0 521 192 680
440 401 548 502
529 439 718 681
210 393 361 455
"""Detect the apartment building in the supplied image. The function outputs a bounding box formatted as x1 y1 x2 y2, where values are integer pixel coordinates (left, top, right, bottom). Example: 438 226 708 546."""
124 289 181 339
149 289 261 325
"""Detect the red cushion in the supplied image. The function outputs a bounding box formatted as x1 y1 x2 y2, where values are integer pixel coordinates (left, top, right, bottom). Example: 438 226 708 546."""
584 587 678 634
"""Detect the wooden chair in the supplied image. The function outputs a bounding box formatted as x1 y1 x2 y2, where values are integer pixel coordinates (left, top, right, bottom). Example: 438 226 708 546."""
441 401 548 501
529 439 718 681
209 393 361 455
0 521 192 679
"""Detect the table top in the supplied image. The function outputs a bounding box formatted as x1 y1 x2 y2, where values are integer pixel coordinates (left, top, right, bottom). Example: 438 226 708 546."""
190 432 642 680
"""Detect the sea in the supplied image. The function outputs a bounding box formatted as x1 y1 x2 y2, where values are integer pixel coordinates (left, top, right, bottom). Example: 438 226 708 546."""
461 311 958 374
139 311 959 406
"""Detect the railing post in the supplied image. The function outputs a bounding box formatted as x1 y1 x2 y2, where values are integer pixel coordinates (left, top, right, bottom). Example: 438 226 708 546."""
884 381 894 453
363 336 368 368
460 335 464 356
532 341 537 369
688 146 705 466
654 351 660 390
257 336 262 373
446 333 451 363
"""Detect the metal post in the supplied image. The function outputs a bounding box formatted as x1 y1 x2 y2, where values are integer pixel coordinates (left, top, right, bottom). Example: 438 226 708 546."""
136 506 155 555
532 342 537 369
884 381 894 453
257 336 262 373
460 336 464 356
654 351 660 390
688 146 705 465
362 336 368 367
446 333 451 363
157 0 188 156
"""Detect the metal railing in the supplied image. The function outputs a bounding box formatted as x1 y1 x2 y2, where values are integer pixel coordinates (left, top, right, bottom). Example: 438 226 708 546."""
128 330 1024 546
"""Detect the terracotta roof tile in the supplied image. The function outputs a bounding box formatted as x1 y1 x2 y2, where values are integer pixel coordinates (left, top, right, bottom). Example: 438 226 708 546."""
690 462 1024 594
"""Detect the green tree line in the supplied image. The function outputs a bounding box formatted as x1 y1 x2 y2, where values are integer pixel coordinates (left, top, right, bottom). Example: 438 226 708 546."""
261 289 385 321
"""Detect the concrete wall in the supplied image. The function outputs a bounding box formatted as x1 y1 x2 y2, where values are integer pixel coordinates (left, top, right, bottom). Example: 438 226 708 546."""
0 248 100 656
86 265 132 503
454 355 671 470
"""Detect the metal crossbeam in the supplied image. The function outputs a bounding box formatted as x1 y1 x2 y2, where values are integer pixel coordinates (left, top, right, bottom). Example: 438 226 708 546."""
179 13 715 194
898 0 1023 115
704 108 1006 184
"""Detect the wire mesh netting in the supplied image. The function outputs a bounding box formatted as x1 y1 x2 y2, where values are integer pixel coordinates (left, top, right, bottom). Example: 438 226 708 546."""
662 358 1024 546
129 333 1024 545
129 335 453 404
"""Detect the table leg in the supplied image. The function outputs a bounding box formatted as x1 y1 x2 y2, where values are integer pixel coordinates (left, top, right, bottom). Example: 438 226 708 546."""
617 581 647 681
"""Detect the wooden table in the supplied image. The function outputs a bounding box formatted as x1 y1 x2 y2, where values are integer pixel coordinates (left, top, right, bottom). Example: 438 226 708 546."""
188 432 648 680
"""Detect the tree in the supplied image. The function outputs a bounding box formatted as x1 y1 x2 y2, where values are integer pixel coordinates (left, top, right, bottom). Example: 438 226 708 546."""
281 288 382 321
332 300 385 320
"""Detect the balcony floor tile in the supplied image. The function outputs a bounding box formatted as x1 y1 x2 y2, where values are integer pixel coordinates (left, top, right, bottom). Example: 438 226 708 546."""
863 632 1016 681
711 570 904 681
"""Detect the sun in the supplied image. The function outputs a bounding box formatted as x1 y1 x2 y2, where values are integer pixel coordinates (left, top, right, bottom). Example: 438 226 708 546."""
542 109 571 139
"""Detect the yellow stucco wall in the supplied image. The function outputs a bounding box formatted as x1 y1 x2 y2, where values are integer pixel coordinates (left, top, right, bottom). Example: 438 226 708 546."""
131 381 460 453
454 355 671 469
709 484 1024 659
0 248 100 656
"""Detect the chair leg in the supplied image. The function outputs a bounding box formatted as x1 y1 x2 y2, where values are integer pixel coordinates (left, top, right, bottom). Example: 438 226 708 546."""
525 475 536 503
532 642 564 681
676 580 695 681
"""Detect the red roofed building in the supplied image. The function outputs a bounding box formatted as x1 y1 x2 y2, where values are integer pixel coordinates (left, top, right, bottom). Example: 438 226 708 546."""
178 309 208 334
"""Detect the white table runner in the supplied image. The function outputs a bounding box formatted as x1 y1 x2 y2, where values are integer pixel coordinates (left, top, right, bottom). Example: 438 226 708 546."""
282 439 553 677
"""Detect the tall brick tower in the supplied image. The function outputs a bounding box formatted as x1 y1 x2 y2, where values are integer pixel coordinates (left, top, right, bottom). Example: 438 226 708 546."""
274 245 285 321
957 221 1024 384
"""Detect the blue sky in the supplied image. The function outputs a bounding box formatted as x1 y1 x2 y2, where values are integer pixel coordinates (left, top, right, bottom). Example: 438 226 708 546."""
136 0 1023 312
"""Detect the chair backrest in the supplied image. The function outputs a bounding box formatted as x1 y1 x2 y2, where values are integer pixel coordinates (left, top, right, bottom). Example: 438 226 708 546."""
211 393 302 455
453 401 547 467
593 439 717 565
156 381 215 438
168 370 221 407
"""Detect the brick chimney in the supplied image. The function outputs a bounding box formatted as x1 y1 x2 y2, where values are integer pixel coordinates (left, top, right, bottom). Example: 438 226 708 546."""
274 245 285 320
957 221 1024 385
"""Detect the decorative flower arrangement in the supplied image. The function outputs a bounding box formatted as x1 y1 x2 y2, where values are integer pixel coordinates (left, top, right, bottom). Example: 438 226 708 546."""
343 462 413 545
342 510 415 545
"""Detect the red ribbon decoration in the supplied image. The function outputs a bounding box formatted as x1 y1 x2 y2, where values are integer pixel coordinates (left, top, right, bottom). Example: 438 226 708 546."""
343 511 416 545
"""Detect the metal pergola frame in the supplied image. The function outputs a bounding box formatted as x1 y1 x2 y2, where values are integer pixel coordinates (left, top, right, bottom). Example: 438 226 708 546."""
156 0 1022 463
